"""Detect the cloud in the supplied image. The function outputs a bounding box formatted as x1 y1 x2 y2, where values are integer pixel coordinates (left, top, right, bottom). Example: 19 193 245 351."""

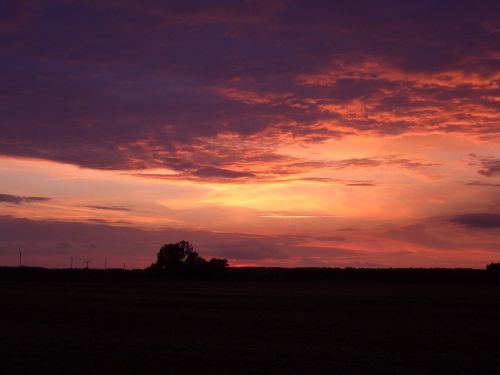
478 159 500 177
128 152 436 183
345 182 376 187
193 166 255 179
324 156 439 171
86 205 131 212
467 181 500 187
329 158 382 169
383 156 440 169
449 213 500 228
132 171 378 186
300 177 376 186
468 154 500 177
0 1 499 173
259 215 336 219
0 193 50 205
87 218 131 224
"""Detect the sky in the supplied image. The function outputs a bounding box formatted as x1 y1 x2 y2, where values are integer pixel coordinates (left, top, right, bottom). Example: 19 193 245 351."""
1 0 500 269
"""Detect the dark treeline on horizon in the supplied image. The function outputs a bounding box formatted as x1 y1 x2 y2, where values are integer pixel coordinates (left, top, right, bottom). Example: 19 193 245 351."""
2 264 500 284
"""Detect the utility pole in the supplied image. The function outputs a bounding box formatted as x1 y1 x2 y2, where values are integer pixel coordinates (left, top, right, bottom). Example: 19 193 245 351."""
84 260 90 269
104 258 107 270
70 257 73 269
123 262 126 270
19 250 22 267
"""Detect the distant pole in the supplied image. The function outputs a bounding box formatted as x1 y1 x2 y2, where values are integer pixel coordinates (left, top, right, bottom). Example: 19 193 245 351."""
70 257 73 269
104 259 107 270
85 260 90 269
19 250 22 267
123 262 126 270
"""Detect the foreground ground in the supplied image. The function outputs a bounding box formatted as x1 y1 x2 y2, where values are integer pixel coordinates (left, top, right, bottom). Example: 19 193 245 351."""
1 280 500 374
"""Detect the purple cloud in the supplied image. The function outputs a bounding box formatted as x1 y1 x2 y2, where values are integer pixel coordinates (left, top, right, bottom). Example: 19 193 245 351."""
0 1 499 174
86 205 131 212
449 213 500 228
478 159 500 177
193 166 255 179
0 193 50 205
469 154 500 178
467 181 500 187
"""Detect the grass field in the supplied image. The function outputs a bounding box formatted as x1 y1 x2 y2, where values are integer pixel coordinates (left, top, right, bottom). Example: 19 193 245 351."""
1 280 500 374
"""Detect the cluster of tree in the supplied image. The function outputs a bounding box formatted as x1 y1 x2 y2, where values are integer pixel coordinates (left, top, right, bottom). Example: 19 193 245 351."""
146 241 228 277
486 263 500 272
486 263 500 281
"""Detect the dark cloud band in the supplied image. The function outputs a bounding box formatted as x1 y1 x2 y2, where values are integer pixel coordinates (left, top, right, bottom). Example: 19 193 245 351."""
449 213 500 228
0 193 50 205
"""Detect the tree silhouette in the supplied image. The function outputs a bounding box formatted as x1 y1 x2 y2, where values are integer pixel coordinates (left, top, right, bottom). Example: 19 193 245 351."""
153 241 199 269
208 258 229 270
486 263 500 281
149 241 228 277
486 263 500 272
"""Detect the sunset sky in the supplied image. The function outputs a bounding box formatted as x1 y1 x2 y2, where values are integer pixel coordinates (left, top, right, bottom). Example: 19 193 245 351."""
1 0 500 268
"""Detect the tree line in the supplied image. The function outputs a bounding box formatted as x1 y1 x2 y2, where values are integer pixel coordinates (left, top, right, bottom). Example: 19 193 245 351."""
145 241 229 277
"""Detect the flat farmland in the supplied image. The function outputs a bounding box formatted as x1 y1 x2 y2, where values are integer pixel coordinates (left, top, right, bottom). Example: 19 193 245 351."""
1 281 500 374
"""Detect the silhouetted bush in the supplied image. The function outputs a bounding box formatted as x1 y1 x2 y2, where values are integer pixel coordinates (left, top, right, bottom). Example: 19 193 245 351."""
486 263 500 272
151 241 204 270
147 241 228 278
208 257 228 268
486 263 500 281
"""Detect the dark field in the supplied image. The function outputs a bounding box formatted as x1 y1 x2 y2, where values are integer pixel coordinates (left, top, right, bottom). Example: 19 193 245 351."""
2 280 500 374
